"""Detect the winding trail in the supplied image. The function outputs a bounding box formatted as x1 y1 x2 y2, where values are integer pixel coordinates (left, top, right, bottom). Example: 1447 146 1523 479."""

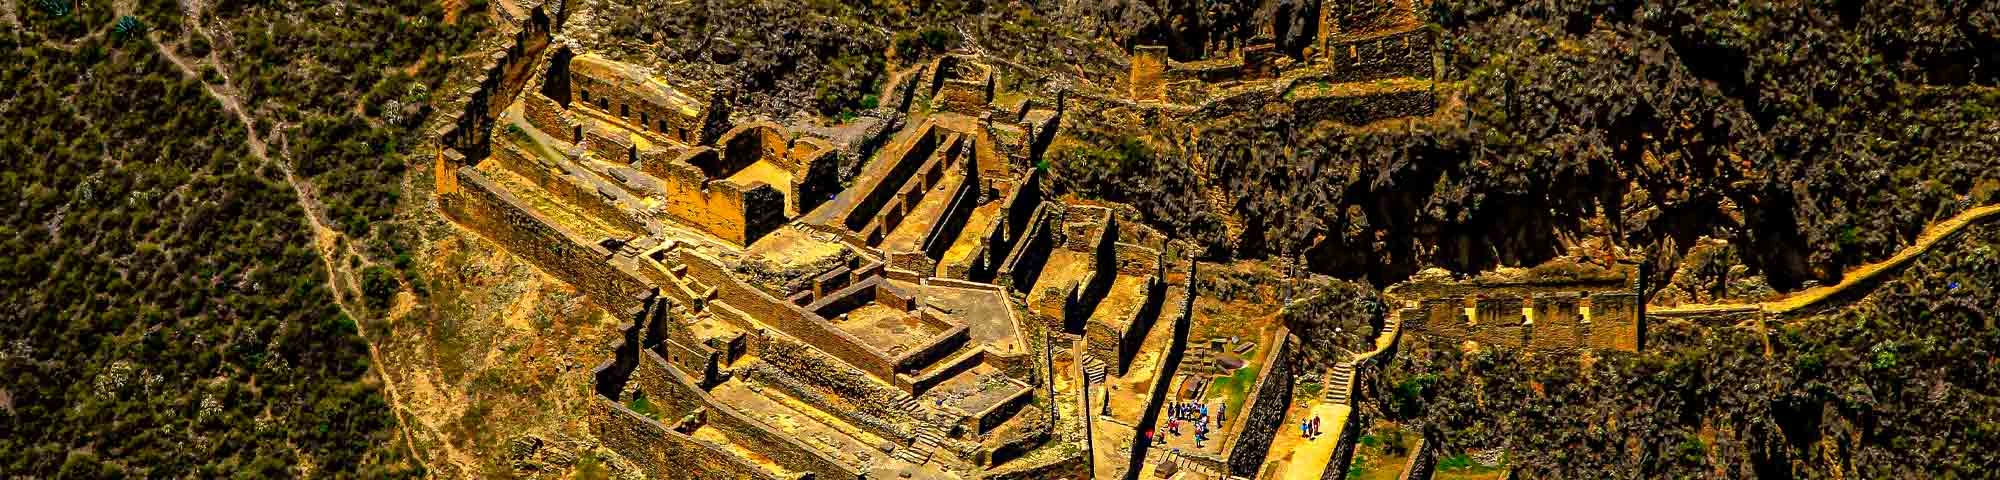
144 23 465 475
1653 203 2000 316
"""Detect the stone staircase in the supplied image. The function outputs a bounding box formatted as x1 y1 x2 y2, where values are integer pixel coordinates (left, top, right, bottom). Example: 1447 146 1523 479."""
1084 355 1109 384
1160 449 1224 478
893 428 945 465
1322 362 1355 406
891 393 921 414
1376 314 1402 350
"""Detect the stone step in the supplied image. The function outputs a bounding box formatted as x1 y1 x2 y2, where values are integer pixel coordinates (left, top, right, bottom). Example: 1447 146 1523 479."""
1323 363 1357 405
1084 356 1109 384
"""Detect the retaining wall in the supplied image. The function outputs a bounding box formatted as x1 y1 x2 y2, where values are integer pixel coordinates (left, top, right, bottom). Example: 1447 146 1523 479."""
443 167 648 313
587 396 779 480
1224 326 1296 477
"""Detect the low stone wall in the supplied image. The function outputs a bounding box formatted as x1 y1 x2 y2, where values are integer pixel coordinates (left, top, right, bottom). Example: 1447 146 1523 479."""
984 448 1090 480
659 337 720 387
982 406 1050 467
587 396 777 480
581 121 637 164
1225 325 1296 477
630 352 865 479
523 91 576 143
1399 437 1437 480
966 381 1035 435
443 167 648 313
898 348 985 394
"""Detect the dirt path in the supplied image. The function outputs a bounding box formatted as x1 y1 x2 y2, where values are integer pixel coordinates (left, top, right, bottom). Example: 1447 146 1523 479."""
146 26 472 475
1652 203 2000 316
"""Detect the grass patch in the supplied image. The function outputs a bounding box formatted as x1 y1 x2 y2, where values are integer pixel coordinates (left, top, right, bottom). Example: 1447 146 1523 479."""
626 391 663 422
1207 364 1261 417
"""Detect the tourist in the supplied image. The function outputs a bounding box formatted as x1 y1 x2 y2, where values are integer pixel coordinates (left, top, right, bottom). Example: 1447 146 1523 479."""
1217 403 1226 422
1310 416 1321 438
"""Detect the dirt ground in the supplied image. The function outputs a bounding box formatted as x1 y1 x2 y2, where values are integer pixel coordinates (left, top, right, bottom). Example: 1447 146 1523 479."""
367 204 630 478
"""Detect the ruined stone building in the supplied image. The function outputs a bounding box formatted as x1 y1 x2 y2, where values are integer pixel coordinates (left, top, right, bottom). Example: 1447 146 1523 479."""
428 38 1211 477
419 0 1506 478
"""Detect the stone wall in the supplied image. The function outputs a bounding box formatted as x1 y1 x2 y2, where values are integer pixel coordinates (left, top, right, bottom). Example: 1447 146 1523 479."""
644 148 784 246
1319 409 1367 480
489 139 648 234
981 406 1051 467
1470 296 1526 349
1288 83 1435 125
1527 293 1584 352
629 351 865 479
998 203 1055 291
1412 292 1646 353
1588 292 1642 351
1326 27 1434 83
442 167 648 313
586 396 779 480
1130 45 1168 101
1225 325 1295 477
676 250 900 382
434 21 548 158
930 56 994 116
984 449 1090 480
1324 0 1414 39
750 333 920 442
859 133 961 244
568 54 718 144
791 140 843 215
580 122 637 164
523 91 577 144
1399 437 1437 480
1128 266 1195 477
844 121 943 232
921 159 981 259
891 322 970 374
1114 274 1168 373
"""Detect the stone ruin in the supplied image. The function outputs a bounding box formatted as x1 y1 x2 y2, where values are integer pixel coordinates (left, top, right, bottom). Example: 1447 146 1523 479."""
1125 0 1439 124
421 2 1458 475
1404 291 1646 353
427 36 1233 477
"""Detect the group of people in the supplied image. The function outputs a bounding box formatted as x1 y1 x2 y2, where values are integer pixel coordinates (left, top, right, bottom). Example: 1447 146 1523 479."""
1161 400 1225 448
1300 415 1323 439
